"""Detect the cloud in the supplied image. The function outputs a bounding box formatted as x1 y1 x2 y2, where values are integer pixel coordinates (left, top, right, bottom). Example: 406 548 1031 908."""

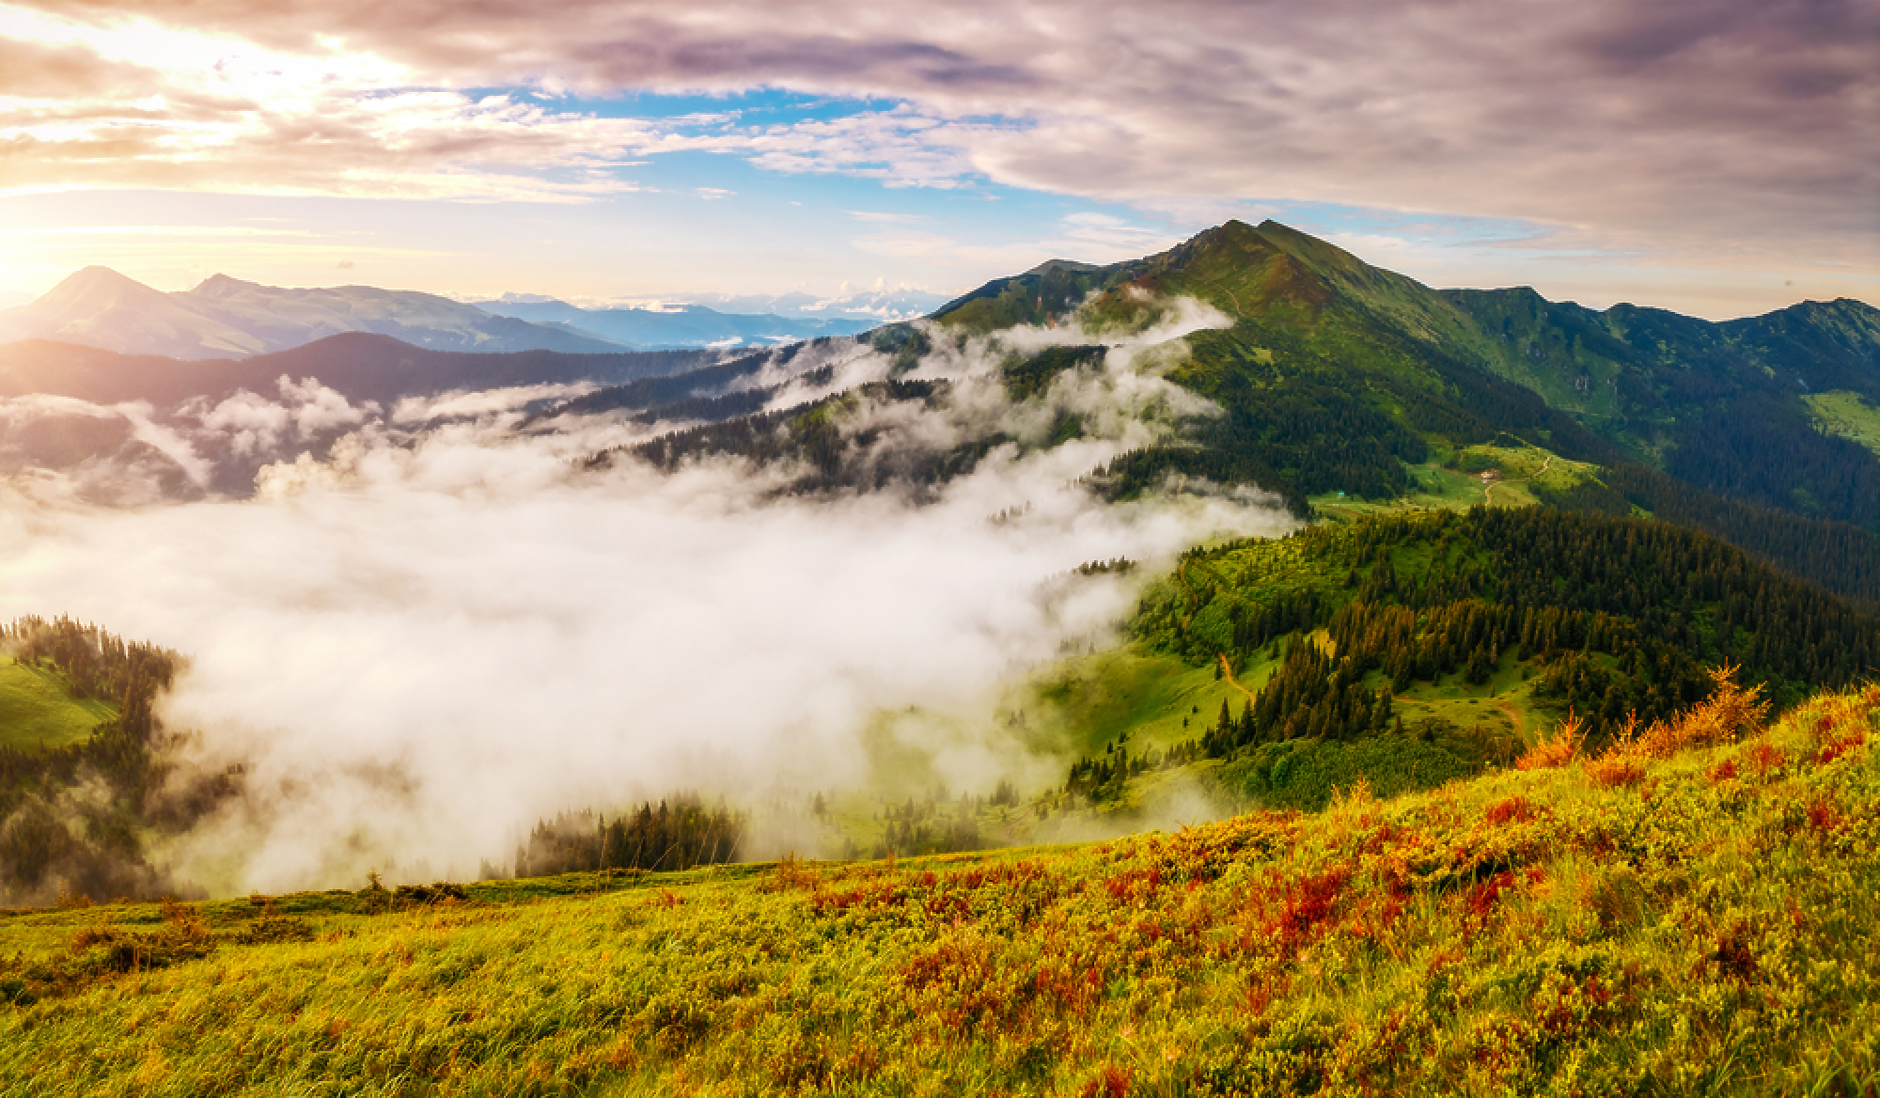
0 33 153 98
0 296 1288 893
2 0 1870 266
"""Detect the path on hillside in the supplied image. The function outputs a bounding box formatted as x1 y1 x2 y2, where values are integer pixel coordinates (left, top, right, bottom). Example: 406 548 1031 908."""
1179 558 1258 706
1218 653 1259 703
1483 453 1554 505
1200 278 1243 316
1177 558 1200 633
1497 697 1529 744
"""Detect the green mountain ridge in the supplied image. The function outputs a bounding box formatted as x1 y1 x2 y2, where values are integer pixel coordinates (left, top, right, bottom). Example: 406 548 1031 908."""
951 220 1880 516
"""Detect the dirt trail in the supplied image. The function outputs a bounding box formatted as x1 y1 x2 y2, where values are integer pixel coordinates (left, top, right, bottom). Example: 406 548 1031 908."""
1179 558 1256 705
1218 653 1258 703
1177 558 1200 633
1202 278 1243 315
1497 697 1529 744
1483 453 1555 504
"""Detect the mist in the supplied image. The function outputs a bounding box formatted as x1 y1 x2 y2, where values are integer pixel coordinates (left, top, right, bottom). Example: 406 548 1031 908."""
0 299 1296 895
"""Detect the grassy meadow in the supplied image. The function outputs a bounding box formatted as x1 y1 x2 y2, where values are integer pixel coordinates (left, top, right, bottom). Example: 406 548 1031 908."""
2 678 1875 1096
0 659 117 753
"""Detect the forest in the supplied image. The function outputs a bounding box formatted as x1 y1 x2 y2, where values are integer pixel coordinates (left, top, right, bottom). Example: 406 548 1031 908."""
1066 507 1880 813
0 618 228 904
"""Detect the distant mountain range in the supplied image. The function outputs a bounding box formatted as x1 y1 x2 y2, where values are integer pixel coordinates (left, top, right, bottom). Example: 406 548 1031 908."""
0 268 623 360
4 221 1879 589
0 333 715 409
471 297 872 350
658 287 949 323
0 269 892 360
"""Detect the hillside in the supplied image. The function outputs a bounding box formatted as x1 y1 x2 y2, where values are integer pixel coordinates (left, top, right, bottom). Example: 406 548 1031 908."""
0 334 714 409
1 682 1872 1095
0 619 202 907
0 661 117 754
932 221 1880 536
992 506 1880 834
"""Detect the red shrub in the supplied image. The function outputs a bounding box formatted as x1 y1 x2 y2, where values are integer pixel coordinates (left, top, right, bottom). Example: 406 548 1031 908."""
1817 730 1866 766
1805 798 1844 834
1102 866 1164 905
1463 871 1518 923
1078 1064 1132 1098
1483 795 1535 826
1744 741 1786 776
1585 752 1646 789
1262 865 1351 955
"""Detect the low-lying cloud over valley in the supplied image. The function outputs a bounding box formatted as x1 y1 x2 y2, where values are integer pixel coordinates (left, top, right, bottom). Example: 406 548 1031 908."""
0 304 1294 895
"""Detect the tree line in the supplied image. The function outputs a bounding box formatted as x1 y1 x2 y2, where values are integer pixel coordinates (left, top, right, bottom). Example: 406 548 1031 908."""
510 796 746 878
0 617 232 905
1139 508 1880 759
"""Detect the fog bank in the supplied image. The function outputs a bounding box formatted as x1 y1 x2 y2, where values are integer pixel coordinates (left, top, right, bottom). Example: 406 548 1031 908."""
0 302 1296 893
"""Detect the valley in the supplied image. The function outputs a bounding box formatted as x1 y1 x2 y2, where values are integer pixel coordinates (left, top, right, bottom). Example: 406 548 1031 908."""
0 220 1874 1095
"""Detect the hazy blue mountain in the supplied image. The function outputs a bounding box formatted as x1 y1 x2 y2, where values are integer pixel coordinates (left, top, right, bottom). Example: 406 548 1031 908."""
474 296 872 349
669 287 948 323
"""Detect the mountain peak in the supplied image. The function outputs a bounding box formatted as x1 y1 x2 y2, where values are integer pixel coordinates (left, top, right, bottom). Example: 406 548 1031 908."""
35 265 170 311
48 265 152 293
188 273 262 298
1022 259 1101 278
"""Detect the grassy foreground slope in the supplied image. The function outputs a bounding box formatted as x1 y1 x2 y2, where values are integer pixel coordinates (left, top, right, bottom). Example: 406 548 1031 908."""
2 684 1875 1096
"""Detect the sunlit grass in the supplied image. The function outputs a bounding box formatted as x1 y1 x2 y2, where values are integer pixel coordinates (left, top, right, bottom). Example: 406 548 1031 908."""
3 683 1876 1095
0 659 116 752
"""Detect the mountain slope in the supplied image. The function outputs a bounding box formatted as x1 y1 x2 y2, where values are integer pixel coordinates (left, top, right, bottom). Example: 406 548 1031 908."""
0 268 267 360
1 683 1873 1094
913 220 1880 601
179 276 627 356
0 334 714 408
0 269 628 359
933 221 1880 531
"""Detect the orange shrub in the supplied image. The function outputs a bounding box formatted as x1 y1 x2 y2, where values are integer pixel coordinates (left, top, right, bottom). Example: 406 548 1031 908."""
1585 750 1647 789
1516 713 1585 770
1635 664 1768 759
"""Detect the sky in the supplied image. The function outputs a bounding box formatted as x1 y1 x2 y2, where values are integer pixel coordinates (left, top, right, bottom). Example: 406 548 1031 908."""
0 0 1875 319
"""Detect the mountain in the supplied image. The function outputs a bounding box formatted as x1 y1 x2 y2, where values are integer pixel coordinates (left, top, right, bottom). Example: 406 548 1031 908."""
0 269 628 360
0 333 724 498
0 333 713 409
178 275 627 356
473 297 872 349
540 219 1880 604
931 220 1880 528
0 267 268 360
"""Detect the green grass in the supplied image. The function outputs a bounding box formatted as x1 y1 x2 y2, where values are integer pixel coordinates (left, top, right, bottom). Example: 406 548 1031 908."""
1015 644 1253 759
1804 390 1880 458
0 659 117 752
1310 445 1606 523
3 686 1875 1095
